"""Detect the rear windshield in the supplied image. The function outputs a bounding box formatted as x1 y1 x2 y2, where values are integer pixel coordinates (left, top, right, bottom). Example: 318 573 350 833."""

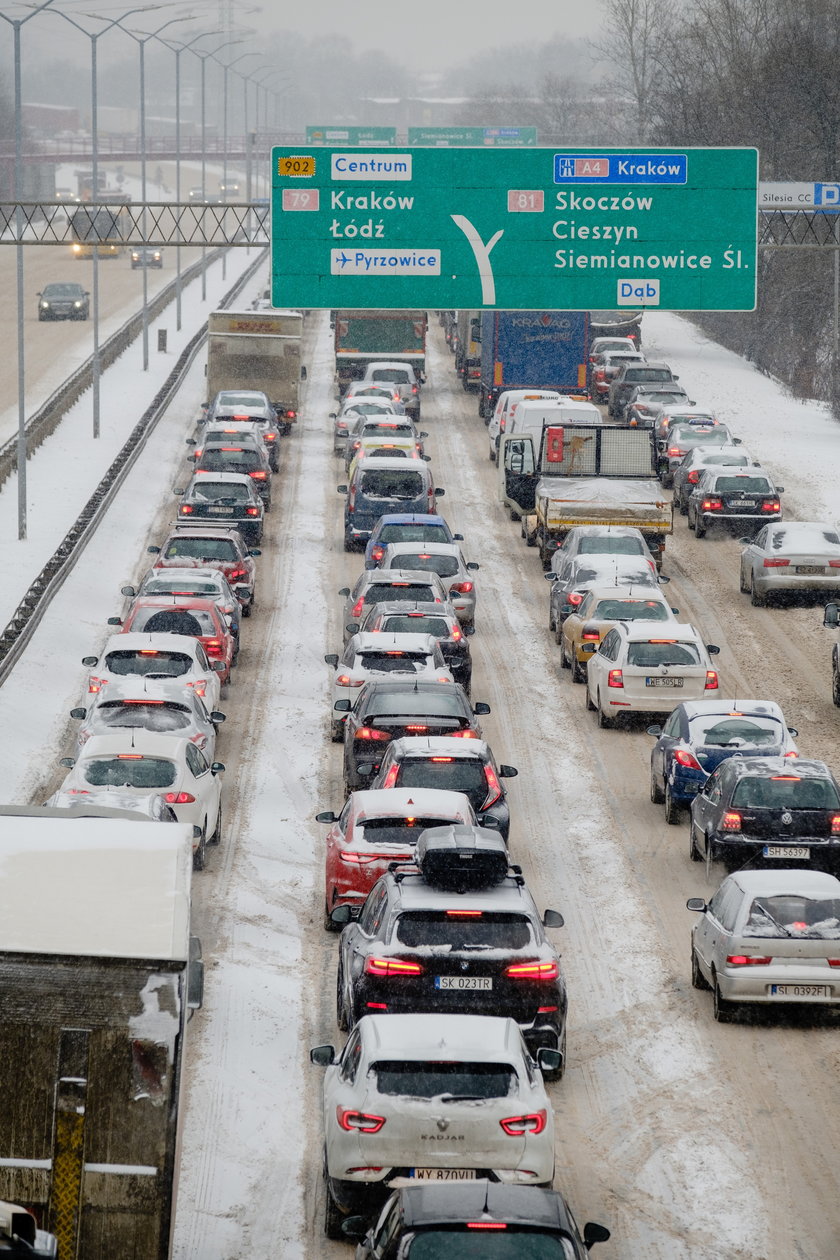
217 392 267 408
396 911 531 949
163 538 238 562
104 650 192 677
197 450 261 473
404 1234 574 1258
378 524 448 544
731 776 840 809
356 651 432 672
359 470 424 500
144 578 221 596
713 476 772 494
744 896 840 939
698 453 747 467
381 615 451 637
390 553 459 578
627 368 673 381
365 447 409 459
687 714 783 748
626 641 700 667
93 701 192 732
371 368 412 383
129 608 216 635
205 429 260 445
369 693 466 717
346 402 395 415
672 427 729 445
372 1061 514 1099
190 480 251 503
357 817 454 845
362 423 414 438
593 599 668 620
365 583 436 604
668 414 715 425
577 537 644 555
82 757 176 789
395 759 487 803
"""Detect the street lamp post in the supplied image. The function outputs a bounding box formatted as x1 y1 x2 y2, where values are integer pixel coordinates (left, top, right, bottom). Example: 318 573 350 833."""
0 0 59 540
189 37 243 301
214 49 260 280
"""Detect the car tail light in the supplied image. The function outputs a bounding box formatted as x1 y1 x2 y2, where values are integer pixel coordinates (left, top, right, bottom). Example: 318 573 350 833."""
191 680 207 698
763 558 790 567
411 383 417 393
450 582 474 594
500 1110 547 1136
701 498 723 511
339 851 388 864
449 625 462 642
832 815 840 835
264 431 276 441
721 811 741 832
451 729 479 739
467 1222 507 1230
504 960 559 980
567 591 584 607
350 597 365 618
687 470 701 484
65 788 91 795
336 1108 386 1134
336 675 364 687
607 669 623 688
380 764 400 788
726 955 772 966
249 471 268 481
704 671 719 690
179 505 194 514
204 638 224 657
286 410 297 419
446 909 483 918
370 546 385 563
829 560 840 569
581 628 600 642
355 727 391 741
164 792 196 804
537 1005 559 1013
673 748 703 770
668 447 686 457
762 500 781 512
827 960 840 968
364 956 423 976
595 369 605 380
228 567 248 582
246 506 260 517
88 677 104 693
482 763 502 810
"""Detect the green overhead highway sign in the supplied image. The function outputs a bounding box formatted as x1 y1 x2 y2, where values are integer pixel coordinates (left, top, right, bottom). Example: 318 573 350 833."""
306 126 396 146
271 145 757 311
408 126 538 146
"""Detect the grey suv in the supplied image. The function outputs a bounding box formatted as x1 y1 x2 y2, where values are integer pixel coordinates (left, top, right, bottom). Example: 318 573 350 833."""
608 360 679 420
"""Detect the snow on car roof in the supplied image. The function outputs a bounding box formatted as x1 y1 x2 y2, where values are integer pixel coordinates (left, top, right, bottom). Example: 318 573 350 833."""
359 1012 522 1060
728 869 840 897
387 735 490 758
350 787 474 819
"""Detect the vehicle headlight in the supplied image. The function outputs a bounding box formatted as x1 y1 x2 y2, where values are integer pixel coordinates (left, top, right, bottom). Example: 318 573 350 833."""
40 300 49 308
74 301 82 308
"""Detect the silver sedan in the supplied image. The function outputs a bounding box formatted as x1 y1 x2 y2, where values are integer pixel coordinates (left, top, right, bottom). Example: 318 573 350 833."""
739 522 840 606
687 869 840 1022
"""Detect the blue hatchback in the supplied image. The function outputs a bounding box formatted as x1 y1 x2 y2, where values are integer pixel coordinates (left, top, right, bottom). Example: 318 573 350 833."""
364 513 463 569
648 699 799 825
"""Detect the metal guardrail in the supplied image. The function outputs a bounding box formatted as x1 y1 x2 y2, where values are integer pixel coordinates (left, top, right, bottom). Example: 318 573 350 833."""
0 247 269 686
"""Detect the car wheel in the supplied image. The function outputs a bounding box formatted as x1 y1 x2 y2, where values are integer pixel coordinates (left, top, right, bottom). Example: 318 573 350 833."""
664 783 681 825
209 804 222 846
585 683 596 712
691 948 711 991
242 600 253 618
343 531 355 552
678 494 688 516
833 663 840 708
192 827 207 871
559 638 570 668
750 574 766 607
330 720 344 743
739 563 750 594
650 764 665 804
510 507 521 522
694 518 706 539
689 822 702 861
596 694 614 728
712 974 735 1023
571 654 586 684
489 447 496 462
323 1174 345 1240
553 618 564 646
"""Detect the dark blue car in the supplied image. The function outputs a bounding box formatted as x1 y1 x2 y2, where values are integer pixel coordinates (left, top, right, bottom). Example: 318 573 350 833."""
364 513 462 569
648 699 799 825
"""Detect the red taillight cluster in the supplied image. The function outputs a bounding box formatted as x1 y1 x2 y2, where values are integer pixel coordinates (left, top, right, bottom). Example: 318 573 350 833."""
504 960 559 980
726 955 772 966
336 675 364 687
704 670 719 691
721 811 741 832
336 1107 386 1134
762 500 781 512
763 558 790 568
482 763 502 810
228 567 248 583
687 470 701 484
831 815 840 835
164 791 196 804
351 596 365 618
364 956 423 976
667 447 686 457
249 470 268 481
450 582 474 594
370 546 385 563
607 669 623 689
701 498 723 511
246 506 261 517
673 748 702 770
567 592 584 607
179 504 194 515
355 727 390 742
380 764 400 788
204 638 224 657
499 1109 547 1136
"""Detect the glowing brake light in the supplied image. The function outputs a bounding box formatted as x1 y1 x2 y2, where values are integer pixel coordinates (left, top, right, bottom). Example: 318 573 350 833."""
667 447 686 457
701 499 723 511
567 592 584 607
179 505 194 514
380 764 400 788
499 1110 547 1136
336 1108 386 1133
336 675 364 687
339 851 385 864
763 558 790 567
482 763 502 810
726 955 772 966
450 729 479 739
370 546 385 563
450 582 474 594
704 671 719 690
468 1222 507 1230
762 500 781 512
673 748 702 770
721 811 741 832
504 961 559 980
832 815 840 835
164 791 197 804
364 957 423 976
687 470 701 483
350 596 365 618
607 669 623 688
355 727 390 741
246 506 261 516
249 470 268 480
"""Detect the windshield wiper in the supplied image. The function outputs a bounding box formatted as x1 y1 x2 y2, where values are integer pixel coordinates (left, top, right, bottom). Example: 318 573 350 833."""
439 1093 486 1102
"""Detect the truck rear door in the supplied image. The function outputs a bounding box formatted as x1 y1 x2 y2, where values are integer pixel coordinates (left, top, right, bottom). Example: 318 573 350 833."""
499 436 538 515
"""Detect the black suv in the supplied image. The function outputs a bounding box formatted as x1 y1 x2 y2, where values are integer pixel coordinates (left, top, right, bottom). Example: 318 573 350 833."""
332 824 568 1068
338 680 490 792
355 600 474 693
689 757 840 870
607 360 679 420
37 282 89 321
344 1180 610 1258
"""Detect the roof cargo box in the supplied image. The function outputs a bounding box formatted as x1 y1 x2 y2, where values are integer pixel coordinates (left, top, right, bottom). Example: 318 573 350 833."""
416 824 508 889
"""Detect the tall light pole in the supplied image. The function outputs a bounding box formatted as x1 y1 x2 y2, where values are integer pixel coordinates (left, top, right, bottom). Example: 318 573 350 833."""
189 36 243 300
47 5 156 441
0 0 58 540
213 48 260 280
251 69 285 198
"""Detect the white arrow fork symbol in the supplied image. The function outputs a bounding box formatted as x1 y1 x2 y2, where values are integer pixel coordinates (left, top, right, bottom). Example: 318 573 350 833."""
451 215 504 305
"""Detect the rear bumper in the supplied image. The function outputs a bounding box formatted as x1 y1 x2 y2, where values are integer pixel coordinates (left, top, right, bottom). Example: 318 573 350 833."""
717 968 840 1003
709 834 840 868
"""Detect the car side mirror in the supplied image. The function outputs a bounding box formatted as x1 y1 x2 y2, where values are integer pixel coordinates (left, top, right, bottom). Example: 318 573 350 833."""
234 587 250 601
670 607 679 614
212 661 226 672
330 904 356 926
536 1047 562 1074
775 485 784 493
345 622 360 636
82 655 98 666
324 654 339 667
464 625 475 636
338 587 350 597
733 437 742 445
434 487 445 497
646 724 663 736
249 549 262 557
583 1222 611 1248
544 571 556 581
473 702 491 715
340 1216 368 1242
173 487 184 496
185 436 195 445
686 897 707 913
300 365 307 380
315 810 337 823
453 533 464 541
542 908 564 928
69 707 86 720
356 763 375 777
120 585 136 597
106 616 122 626
480 815 501 829
309 1044 336 1067
147 545 160 554
59 757 75 768
824 602 840 628
211 762 225 774
738 537 753 545
210 711 226 723
419 431 428 439
499 765 518 778
186 454 196 462
421 454 431 462
788 727 798 737
706 644 720 655
334 699 351 712
337 484 348 494
658 574 670 583
467 562 479 571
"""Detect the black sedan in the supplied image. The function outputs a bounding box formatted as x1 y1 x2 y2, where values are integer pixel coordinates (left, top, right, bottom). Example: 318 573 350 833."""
344 1180 609 1257
689 757 840 870
356 600 474 693
687 469 783 538
37 282 89 321
338 679 489 792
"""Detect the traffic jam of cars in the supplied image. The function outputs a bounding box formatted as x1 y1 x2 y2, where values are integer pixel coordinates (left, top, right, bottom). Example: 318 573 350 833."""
306 312 840 1254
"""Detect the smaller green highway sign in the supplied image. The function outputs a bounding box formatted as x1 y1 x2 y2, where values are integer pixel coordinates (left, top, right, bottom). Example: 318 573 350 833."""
408 126 538 146
271 146 757 311
306 126 396 146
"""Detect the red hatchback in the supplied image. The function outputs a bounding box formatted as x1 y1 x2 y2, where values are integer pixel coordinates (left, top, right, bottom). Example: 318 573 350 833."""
113 596 236 686
147 525 260 615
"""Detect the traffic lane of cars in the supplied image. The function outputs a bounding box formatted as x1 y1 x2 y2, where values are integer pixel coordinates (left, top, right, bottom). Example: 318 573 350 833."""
417 323 840 1256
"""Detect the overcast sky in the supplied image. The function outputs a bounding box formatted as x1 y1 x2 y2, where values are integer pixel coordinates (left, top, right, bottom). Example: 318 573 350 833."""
251 0 601 71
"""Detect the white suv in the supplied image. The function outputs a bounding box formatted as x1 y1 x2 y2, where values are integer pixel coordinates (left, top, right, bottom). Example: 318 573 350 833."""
487 389 561 461
361 361 422 420
311 1012 558 1238
585 620 720 727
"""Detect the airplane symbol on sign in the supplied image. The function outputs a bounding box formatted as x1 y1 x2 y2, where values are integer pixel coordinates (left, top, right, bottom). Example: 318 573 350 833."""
336 250 352 268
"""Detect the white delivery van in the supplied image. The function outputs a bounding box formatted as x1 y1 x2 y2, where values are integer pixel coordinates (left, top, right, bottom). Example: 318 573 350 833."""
487 389 562 461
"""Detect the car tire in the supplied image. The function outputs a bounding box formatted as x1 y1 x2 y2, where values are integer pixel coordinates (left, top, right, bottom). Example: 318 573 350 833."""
489 448 496 462
694 518 706 539
750 574 766 607
712 974 735 1023
323 1174 345 1240
510 507 521 522
691 948 711 991
192 827 207 871
343 532 355 553
242 599 253 618
325 900 340 933
596 694 614 728
585 684 596 712
559 638 570 668
650 765 665 804
554 620 564 647
689 823 703 862
739 564 750 594
209 804 222 846
832 663 840 708
678 495 688 517
664 783 681 825
571 654 586 684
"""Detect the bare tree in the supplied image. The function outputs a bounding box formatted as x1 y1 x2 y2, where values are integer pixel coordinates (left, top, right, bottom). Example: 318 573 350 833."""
594 0 675 140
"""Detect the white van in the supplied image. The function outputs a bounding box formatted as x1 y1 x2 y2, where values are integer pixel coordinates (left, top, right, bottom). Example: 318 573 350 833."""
487 389 561 461
496 398 603 513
